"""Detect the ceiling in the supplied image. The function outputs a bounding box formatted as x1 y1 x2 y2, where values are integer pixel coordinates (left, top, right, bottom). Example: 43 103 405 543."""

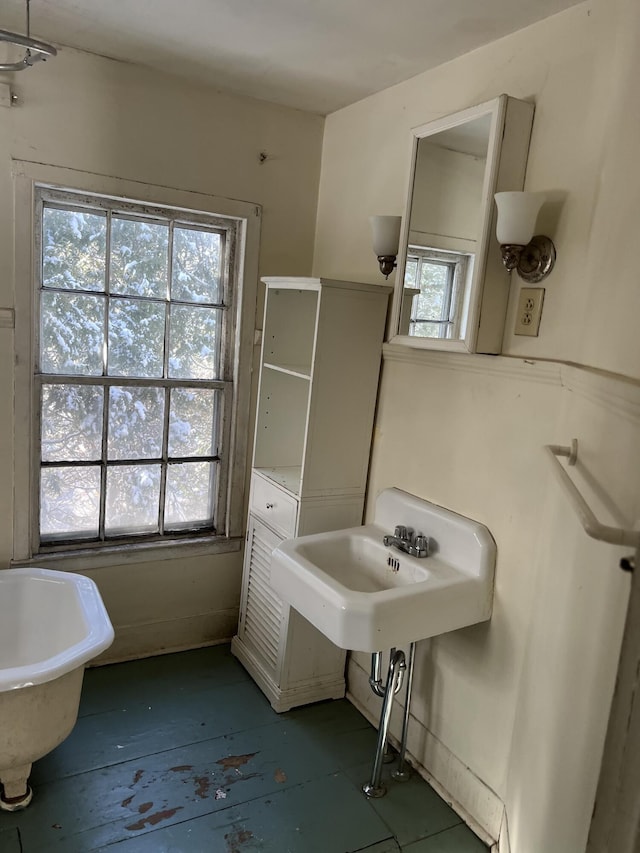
0 0 584 114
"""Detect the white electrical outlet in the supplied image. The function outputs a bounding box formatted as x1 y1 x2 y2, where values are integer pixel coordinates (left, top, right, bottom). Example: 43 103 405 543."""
514 287 544 336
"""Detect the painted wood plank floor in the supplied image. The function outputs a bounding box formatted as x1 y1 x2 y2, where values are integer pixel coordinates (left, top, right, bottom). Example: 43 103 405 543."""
1 646 489 852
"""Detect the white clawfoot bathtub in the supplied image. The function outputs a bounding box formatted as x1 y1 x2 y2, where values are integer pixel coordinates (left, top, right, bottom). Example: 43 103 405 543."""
0 567 114 810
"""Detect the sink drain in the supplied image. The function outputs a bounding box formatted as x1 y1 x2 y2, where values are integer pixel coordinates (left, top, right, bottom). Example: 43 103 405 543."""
386 556 400 572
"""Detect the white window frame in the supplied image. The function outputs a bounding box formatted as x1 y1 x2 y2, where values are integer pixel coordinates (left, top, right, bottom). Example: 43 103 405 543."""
12 161 260 568
404 246 471 341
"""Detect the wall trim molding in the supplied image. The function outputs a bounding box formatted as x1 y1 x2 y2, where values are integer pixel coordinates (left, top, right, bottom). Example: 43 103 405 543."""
561 364 640 425
382 343 562 386
346 656 504 845
382 345 640 422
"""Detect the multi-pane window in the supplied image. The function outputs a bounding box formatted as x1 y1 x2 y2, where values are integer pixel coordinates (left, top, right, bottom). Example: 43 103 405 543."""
404 248 469 339
36 189 237 547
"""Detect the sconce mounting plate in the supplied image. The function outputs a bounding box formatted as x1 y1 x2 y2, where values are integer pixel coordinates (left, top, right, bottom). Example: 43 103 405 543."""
516 235 556 283
377 255 397 279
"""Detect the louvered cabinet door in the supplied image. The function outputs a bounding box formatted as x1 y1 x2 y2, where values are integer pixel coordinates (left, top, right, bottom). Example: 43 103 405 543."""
237 515 286 680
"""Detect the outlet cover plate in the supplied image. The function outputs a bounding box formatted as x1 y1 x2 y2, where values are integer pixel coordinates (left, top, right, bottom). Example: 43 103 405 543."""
515 287 544 336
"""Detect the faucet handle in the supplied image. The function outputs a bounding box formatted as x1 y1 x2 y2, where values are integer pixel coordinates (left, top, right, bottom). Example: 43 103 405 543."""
394 525 408 540
413 535 430 556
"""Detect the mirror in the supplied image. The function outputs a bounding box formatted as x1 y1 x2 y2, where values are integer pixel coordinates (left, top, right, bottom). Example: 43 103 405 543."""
389 95 534 354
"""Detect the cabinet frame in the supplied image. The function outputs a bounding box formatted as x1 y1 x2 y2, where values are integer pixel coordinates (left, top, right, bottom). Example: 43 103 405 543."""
232 277 390 711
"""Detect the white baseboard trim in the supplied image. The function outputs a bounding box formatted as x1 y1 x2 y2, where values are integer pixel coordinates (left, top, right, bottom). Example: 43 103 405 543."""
88 637 230 667
95 609 239 664
347 657 504 846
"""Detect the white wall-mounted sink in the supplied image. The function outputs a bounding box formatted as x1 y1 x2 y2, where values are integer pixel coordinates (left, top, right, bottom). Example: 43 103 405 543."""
270 488 496 652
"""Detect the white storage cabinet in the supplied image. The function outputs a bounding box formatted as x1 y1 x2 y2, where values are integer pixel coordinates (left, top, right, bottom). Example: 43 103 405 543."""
231 277 390 711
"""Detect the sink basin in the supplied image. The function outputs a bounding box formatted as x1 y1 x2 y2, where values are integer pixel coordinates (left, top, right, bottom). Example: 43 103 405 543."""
270 488 496 652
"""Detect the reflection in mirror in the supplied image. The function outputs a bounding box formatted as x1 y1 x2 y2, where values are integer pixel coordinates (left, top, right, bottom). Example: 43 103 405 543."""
402 115 491 341
390 96 535 354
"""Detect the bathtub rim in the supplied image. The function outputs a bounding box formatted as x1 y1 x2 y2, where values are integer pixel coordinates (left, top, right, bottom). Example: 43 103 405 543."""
0 567 114 692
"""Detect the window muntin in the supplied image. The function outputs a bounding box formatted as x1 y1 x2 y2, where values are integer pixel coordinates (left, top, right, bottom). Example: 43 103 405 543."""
36 189 236 548
404 247 470 340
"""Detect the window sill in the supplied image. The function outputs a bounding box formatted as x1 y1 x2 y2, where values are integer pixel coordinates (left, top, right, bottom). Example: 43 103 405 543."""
10 535 243 573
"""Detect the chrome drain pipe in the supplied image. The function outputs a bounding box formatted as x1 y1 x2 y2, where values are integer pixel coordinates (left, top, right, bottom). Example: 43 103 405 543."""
368 650 387 697
368 649 406 762
392 642 416 782
363 648 406 798
369 649 406 698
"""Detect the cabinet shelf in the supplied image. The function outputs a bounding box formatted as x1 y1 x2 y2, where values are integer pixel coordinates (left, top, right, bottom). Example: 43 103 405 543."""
263 362 312 381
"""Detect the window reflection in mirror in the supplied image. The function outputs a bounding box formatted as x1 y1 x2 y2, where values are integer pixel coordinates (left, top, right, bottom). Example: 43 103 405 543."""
403 248 472 339
402 114 491 342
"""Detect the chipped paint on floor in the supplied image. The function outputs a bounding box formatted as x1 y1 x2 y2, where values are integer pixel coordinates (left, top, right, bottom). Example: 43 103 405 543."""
225 826 254 853
0 645 488 852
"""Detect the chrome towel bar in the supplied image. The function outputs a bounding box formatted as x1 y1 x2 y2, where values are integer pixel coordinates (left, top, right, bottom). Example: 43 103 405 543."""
545 440 640 549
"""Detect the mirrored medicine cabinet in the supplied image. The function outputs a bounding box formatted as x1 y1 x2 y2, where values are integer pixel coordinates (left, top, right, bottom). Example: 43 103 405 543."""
388 94 535 354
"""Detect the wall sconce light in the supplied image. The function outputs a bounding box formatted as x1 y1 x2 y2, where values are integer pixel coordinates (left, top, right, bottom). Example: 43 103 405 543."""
494 192 556 283
370 215 402 278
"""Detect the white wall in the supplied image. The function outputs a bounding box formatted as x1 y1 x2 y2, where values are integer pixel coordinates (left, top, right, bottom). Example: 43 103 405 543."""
313 0 640 851
0 46 324 660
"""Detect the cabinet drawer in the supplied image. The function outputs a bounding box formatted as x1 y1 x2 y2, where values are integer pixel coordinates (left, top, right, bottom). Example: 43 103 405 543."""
251 474 298 538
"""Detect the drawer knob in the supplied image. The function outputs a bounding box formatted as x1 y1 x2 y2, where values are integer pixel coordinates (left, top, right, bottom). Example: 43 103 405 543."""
266 502 274 509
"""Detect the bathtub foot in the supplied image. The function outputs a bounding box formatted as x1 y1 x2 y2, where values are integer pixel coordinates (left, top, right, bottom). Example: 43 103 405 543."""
0 786 33 812
0 764 33 811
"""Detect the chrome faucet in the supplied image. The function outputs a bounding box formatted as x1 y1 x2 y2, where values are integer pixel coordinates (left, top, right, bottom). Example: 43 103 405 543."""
383 526 430 558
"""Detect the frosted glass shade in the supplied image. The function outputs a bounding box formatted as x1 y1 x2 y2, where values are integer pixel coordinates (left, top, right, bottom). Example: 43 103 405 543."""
494 192 545 245
370 215 401 256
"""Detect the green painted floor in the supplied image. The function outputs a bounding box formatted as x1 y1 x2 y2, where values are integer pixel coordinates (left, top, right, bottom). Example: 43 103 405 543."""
1 646 489 852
